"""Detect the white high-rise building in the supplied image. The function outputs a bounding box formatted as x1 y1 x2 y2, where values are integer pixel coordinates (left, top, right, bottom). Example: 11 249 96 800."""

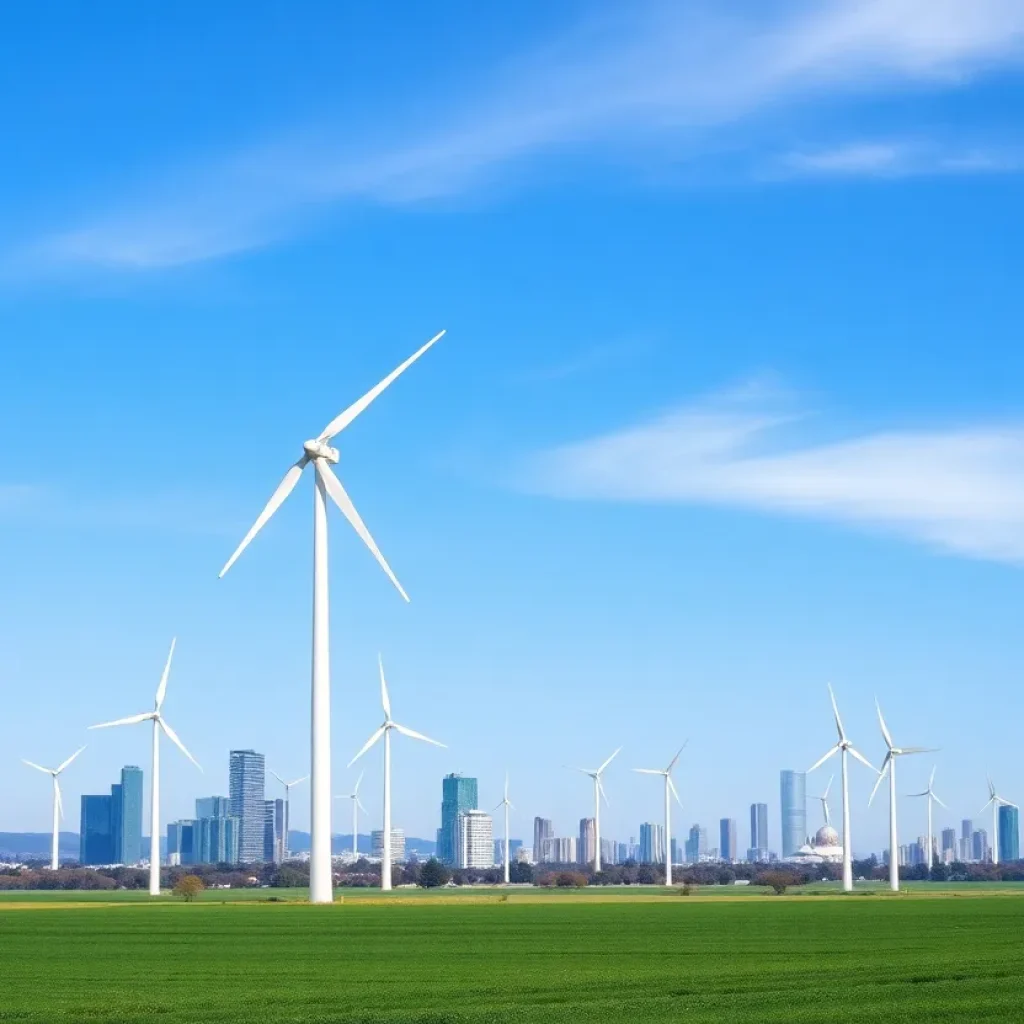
371 829 405 862
457 810 493 869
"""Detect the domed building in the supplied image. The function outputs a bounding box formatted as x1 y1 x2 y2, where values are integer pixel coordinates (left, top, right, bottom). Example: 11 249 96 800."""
788 825 844 865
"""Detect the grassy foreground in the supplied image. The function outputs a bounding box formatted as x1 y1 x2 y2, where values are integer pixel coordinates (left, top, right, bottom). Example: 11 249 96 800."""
3 897 1024 1022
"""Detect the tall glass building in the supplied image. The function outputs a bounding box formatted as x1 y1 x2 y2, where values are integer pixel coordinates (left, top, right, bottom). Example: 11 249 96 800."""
119 766 143 865
750 802 768 852
999 805 1020 862
229 750 266 862
438 774 478 865
720 818 738 862
533 817 553 864
264 799 284 863
639 822 665 864
780 770 807 858
196 796 231 819
80 795 114 865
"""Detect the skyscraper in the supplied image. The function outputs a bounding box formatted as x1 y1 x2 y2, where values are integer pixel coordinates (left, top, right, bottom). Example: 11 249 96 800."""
229 750 266 862
80 795 114 865
196 796 231 819
264 798 285 864
578 818 596 867
457 810 493 868
999 805 1020 862
972 829 989 862
372 829 406 862
720 818 738 862
684 823 707 863
639 822 665 864
750 802 768 851
118 766 143 865
533 817 553 864
438 774 478 865
941 828 956 856
961 819 973 841
780 770 807 858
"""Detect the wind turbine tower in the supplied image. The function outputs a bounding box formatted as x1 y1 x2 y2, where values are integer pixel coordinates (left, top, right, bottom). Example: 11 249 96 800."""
22 747 87 871
568 748 620 872
336 772 367 857
269 771 308 861
219 330 445 903
908 767 946 872
633 743 686 886
807 685 877 892
492 774 515 884
981 777 1018 865
349 656 445 891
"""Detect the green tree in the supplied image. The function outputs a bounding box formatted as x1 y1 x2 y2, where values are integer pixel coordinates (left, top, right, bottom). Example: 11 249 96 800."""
418 859 451 888
173 875 205 902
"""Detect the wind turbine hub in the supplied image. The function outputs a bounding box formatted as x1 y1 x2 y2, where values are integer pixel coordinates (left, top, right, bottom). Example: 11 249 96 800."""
304 439 340 463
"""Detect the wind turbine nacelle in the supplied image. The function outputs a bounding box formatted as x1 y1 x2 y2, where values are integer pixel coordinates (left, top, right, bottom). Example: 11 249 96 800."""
304 440 340 463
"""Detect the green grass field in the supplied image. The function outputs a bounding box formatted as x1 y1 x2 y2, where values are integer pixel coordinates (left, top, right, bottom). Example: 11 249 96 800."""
3 892 1024 1022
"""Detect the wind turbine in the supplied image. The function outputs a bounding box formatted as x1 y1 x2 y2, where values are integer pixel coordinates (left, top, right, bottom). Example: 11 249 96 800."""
349 656 445 891
335 772 367 858
908 766 946 872
218 329 445 904
869 700 935 892
807 684 878 892
568 748 620 872
981 776 1017 865
90 638 202 896
491 774 514 884
633 743 686 886
815 776 834 827
269 771 309 862
22 747 86 870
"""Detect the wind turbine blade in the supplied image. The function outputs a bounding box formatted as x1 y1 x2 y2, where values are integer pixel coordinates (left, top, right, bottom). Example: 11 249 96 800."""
598 747 621 775
317 330 446 441
354 771 364 795
667 776 682 807
598 778 610 806
22 760 52 775
988 775 997 799
907 790 929 798
898 746 938 755
933 793 948 810
667 741 688 772
875 700 894 749
348 726 386 767
356 797 368 814
827 683 847 741
847 746 878 773
504 773 509 801
868 758 889 806
392 722 446 748
491 801 503 813
823 775 834 800
159 719 202 771
89 713 152 729
54 777 63 820
219 456 309 578
566 766 594 776
633 768 664 775
378 655 392 719
269 770 286 786
291 775 310 787
154 637 176 710
929 765 937 789
317 461 408 601
807 745 840 774
55 746 87 775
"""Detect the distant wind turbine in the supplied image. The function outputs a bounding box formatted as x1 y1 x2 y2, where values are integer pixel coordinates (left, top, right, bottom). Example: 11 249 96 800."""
218 330 445 903
491 774 514 884
815 776 834 827
568 748 620 872
807 684 878 892
336 772 367 858
908 766 946 872
349 656 445 891
981 776 1018 865
269 771 309 862
633 743 686 886
869 700 935 892
89 638 202 896
22 747 86 871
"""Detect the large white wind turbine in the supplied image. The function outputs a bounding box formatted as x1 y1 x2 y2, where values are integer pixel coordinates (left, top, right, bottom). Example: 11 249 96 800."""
568 748 620 872
492 774 514 884
269 771 309 862
90 639 202 896
219 329 445 904
335 772 367 858
908 766 946 872
633 743 686 886
349 656 445 891
981 776 1017 866
815 776 834 827
22 746 86 870
869 700 935 892
807 684 877 892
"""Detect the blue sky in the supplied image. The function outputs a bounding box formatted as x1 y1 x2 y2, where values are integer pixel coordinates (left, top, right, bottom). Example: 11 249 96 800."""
2 1 1024 858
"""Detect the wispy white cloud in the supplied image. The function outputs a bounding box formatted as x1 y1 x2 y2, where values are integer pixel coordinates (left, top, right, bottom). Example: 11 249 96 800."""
522 383 1024 564
21 0 1024 271
777 140 1024 177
